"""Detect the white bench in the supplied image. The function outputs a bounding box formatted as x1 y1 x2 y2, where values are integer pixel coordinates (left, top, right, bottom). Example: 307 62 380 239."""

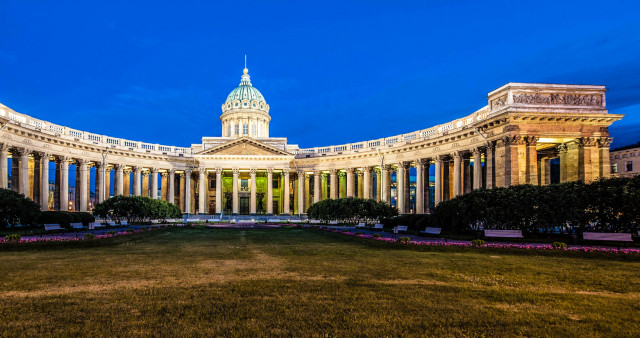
583 232 633 242
166 219 179 223
394 225 408 233
92 223 106 229
484 230 523 238
44 224 64 231
290 220 302 223
185 218 202 223
207 218 220 223
372 224 384 230
120 221 128 226
150 220 160 224
70 223 84 229
267 218 281 223
329 220 338 225
107 221 117 226
420 227 442 235
309 220 322 224
355 223 366 228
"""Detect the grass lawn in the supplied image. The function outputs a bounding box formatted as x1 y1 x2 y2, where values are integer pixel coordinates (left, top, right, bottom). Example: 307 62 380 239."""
1 227 639 336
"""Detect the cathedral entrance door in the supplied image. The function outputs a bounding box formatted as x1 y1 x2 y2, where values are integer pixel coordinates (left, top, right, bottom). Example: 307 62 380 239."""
239 196 250 215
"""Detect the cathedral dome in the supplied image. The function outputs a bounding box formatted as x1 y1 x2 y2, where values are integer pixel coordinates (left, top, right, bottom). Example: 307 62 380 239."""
221 68 270 114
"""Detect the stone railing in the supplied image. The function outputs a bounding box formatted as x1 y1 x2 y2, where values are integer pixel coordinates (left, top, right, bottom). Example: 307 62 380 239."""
0 104 193 157
292 106 493 157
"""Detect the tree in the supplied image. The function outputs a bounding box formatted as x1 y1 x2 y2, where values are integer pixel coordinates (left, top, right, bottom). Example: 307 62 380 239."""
0 188 41 228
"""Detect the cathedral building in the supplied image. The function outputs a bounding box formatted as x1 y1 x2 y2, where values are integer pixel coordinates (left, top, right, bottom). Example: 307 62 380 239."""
0 67 623 218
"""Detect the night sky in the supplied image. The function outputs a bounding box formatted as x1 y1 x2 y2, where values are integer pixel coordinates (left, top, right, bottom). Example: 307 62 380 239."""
1 0 639 149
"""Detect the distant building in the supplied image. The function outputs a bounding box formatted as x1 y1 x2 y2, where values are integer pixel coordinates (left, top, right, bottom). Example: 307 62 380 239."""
610 142 640 177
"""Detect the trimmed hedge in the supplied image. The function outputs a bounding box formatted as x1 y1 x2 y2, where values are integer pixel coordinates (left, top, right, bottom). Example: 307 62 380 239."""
307 197 398 224
93 195 182 223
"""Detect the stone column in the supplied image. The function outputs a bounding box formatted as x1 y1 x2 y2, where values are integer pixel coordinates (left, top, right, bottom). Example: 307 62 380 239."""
151 168 158 199
494 139 507 188
78 160 88 211
453 152 462 198
424 160 431 214
60 157 69 211
198 168 206 214
160 172 167 201
598 138 612 179
363 167 371 199
526 136 539 185
250 169 257 215
375 168 381 202
215 169 222 214
558 144 568 183
321 173 328 200
346 168 355 197
32 154 40 203
168 169 175 204
473 148 482 190
396 163 406 213
0 144 8 189
282 171 290 215
267 169 274 215
140 172 148 197
415 160 424 214
313 170 321 204
40 153 50 210
184 169 192 214
115 165 124 196
96 162 106 203
297 170 304 214
486 142 495 189
434 157 442 206
232 169 239 215
132 167 141 196
19 149 29 196
330 169 337 199
304 174 310 208
381 165 392 204
463 156 472 194
355 171 363 198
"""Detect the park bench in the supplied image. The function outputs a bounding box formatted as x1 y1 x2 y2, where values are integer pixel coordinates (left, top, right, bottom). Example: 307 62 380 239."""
44 224 64 231
290 219 302 223
355 223 366 228
120 221 129 226
207 218 220 223
329 220 338 225
420 227 442 235
309 220 322 224
394 225 408 233
185 218 201 223
267 218 281 223
70 223 84 229
107 221 117 227
583 232 633 243
166 219 179 223
92 223 105 229
150 220 160 224
372 224 384 230
484 229 523 239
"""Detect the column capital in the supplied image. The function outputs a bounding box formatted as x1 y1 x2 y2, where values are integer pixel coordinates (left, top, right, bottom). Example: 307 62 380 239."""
151 168 159 174
232 168 239 175
184 167 192 174
337 171 346 177
314 169 322 175
281 170 289 177
382 164 393 172
472 147 482 155
250 168 257 175
526 136 540 146
329 169 337 175
598 137 613 148
415 159 428 167
115 163 125 171
345 167 354 174
142 171 150 177
451 152 463 160
356 170 364 177
557 144 568 153
486 141 496 150
197 167 206 174
161 172 168 178
214 168 223 173
296 169 304 176
577 137 597 147
133 166 142 173
0 143 8 151
76 158 88 166
266 168 274 174
362 166 373 173
398 161 411 169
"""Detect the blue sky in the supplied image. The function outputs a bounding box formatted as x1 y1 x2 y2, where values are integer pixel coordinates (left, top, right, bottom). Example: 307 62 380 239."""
1 0 639 149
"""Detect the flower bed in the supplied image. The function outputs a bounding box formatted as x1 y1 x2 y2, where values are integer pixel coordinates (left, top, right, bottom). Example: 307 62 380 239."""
321 229 640 256
0 227 156 244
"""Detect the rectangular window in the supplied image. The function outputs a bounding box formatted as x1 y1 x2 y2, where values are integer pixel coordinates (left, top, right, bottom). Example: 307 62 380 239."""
243 123 248 135
209 179 216 189
252 124 256 136
612 163 618 174
626 161 633 172
272 178 278 189
235 124 239 136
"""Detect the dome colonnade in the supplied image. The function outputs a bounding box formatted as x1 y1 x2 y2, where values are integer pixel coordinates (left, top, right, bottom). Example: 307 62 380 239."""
0 81 622 217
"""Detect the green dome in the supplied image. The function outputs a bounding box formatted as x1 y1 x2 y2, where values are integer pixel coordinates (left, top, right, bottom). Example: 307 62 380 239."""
222 68 269 114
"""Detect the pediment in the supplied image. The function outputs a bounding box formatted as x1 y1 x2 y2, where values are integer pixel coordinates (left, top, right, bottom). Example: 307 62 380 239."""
197 137 291 156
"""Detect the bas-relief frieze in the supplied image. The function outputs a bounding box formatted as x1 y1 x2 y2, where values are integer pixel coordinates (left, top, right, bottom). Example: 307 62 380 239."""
512 93 602 106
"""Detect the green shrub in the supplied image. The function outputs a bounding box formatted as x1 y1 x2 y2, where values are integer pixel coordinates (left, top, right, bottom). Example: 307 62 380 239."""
92 196 182 224
126 229 134 233
0 188 41 228
372 233 382 238
5 234 21 242
38 211 74 228
73 212 95 226
83 233 96 240
354 231 364 235
552 242 567 249
472 239 485 247
397 237 411 244
307 197 398 224
107 231 116 235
